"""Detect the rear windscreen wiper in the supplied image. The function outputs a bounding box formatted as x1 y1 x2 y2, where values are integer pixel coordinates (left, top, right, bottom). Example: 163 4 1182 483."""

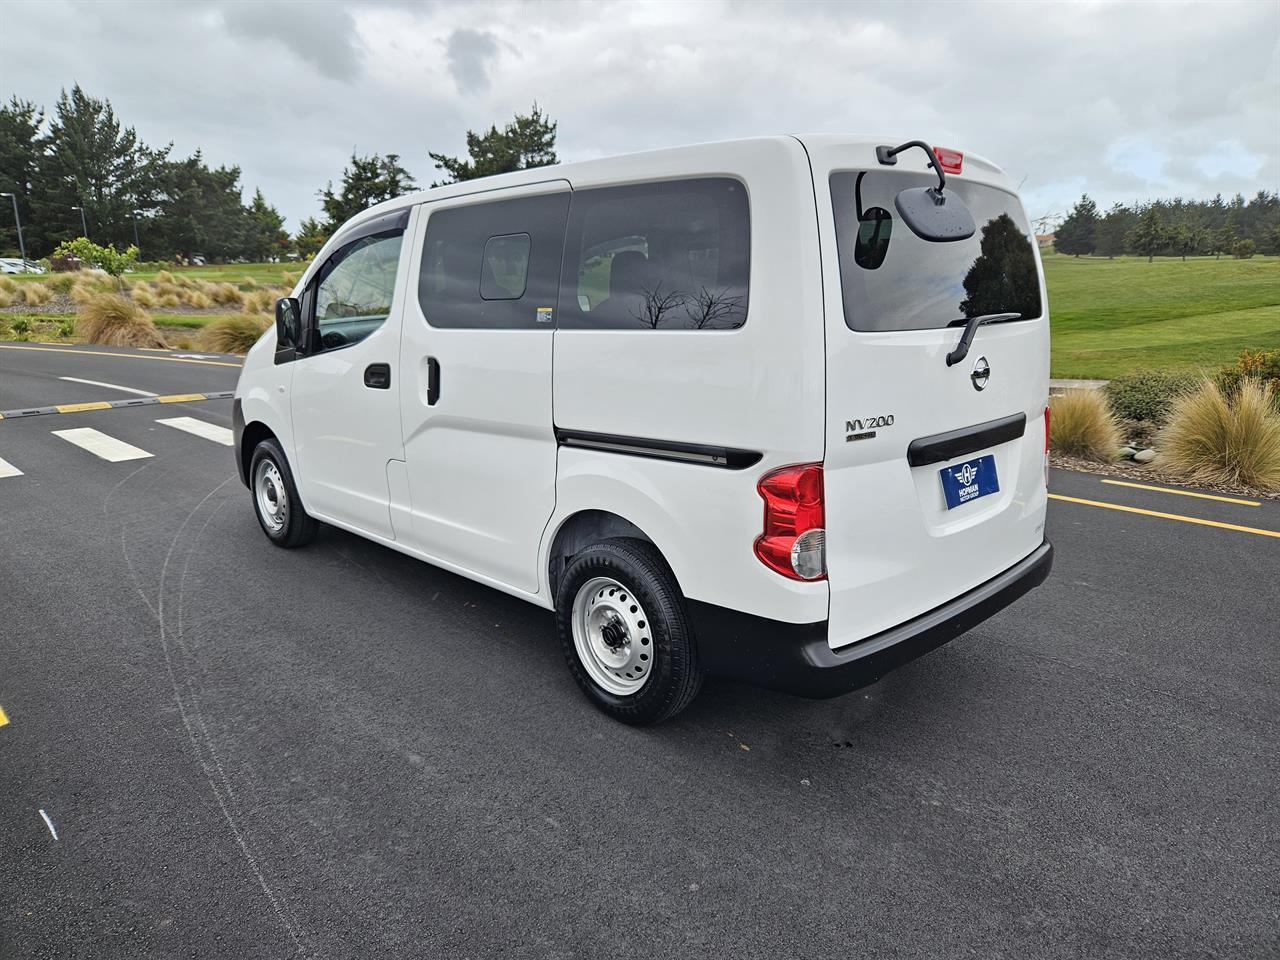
945 313 1022 366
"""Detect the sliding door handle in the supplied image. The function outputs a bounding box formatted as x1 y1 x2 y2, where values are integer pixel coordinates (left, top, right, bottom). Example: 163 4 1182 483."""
363 363 391 389
426 357 440 405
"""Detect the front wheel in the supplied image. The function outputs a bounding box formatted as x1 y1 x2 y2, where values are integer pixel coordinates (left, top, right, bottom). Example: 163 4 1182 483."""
249 438 319 548
556 538 701 725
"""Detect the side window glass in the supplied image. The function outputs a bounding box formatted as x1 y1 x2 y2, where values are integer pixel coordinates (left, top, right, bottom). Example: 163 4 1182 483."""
558 178 750 331
313 231 404 351
419 192 569 329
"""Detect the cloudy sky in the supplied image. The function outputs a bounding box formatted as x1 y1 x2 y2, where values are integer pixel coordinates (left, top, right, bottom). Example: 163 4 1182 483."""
2 0 1277 230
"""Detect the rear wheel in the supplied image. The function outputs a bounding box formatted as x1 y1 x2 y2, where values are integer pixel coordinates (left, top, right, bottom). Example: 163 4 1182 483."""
249 438 318 548
556 537 701 724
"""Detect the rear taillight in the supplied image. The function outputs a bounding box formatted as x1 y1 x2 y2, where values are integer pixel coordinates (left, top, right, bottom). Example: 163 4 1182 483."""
754 463 826 581
1044 405 1051 487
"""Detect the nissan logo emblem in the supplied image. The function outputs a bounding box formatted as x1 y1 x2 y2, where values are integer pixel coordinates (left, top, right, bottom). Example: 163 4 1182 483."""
971 356 990 391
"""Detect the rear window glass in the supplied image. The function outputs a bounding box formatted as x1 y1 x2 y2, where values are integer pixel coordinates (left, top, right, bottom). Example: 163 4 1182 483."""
831 171 1042 332
557 178 750 330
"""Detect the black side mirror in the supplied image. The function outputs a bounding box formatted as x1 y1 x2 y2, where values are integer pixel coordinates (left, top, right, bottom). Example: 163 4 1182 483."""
894 186 976 243
275 297 301 348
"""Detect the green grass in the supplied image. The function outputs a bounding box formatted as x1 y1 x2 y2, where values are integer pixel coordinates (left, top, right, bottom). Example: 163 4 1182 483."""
1044 253 1280 379
7 261 303 287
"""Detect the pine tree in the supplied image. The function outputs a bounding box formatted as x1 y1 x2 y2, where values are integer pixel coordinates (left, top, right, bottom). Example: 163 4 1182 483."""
1053 195 1099 256
245 189 289 262
29 85 169 256
319 152 416 231
429 103 558 185
293 216 328 259
1127 206 1167 262
958 214 1041 319
0 97 43 259
1094 203 1132 259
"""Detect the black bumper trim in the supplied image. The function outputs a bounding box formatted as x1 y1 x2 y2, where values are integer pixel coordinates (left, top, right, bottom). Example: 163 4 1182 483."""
907 412 1026 467
232 398 247 487
689 540 1053 698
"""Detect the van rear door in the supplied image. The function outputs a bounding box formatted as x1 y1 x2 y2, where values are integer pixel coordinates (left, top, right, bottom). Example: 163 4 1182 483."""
803 140 1049 649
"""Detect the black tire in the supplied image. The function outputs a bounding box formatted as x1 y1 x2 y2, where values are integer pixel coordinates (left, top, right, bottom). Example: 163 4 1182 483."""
555 537 702 725
249 438 319 548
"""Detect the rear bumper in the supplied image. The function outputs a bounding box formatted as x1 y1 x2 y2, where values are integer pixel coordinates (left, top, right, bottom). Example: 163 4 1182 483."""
690 540 1053 699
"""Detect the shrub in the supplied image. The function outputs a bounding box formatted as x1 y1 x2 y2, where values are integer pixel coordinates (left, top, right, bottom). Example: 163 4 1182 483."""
186 291 214 309
1161 380 1280 490
201 314 270 354
0 275 16 293
131 286 157 308
16 282 54 305
78 294 168 348
1215 349 1280 412
50 238 137 282
0 287 11 308
157 292 181 308
1105 371 1199 424
155 270 175 284
1049 388 1122 460
1231 238 1256 259
57 319 75 338
10 318 31 335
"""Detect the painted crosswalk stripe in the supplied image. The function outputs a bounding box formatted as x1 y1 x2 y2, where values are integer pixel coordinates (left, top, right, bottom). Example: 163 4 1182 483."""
52 427 153 462
156 416 233 446
0 457 22 479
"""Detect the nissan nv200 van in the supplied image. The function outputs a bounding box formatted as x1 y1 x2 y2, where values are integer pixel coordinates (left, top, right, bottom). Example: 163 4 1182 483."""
233 136 1053 724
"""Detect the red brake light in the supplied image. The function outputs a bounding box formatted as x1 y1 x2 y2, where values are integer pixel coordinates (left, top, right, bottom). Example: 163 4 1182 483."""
754 463 826 581
933 146 963 175
1044 405 1051 487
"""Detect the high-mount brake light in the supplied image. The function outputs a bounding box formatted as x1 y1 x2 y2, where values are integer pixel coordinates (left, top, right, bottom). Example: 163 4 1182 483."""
933 147 964 175
753 463 826 581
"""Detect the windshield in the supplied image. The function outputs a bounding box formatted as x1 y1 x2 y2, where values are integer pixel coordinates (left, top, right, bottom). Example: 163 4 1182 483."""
831 170 1043 332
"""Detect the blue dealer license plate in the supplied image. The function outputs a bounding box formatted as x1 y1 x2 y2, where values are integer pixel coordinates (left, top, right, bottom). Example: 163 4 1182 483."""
939 455 999 509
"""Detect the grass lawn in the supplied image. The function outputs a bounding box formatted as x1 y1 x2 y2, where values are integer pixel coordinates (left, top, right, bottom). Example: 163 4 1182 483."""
1043 253 1280 379
7 261 299 286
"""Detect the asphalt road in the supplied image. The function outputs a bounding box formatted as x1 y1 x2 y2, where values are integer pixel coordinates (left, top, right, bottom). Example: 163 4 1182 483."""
1 341 1277 959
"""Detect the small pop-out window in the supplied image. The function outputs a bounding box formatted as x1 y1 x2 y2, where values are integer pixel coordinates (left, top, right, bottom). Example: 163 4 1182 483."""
480 233 531 300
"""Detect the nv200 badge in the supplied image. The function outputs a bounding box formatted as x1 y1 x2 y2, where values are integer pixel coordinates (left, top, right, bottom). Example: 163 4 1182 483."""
845 414 894 442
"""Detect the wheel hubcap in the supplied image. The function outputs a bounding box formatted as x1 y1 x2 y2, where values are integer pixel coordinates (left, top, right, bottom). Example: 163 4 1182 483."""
254 459 288 533
571 576 653 696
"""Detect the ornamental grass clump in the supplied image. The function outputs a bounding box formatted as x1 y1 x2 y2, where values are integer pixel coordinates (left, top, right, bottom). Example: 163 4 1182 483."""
202 314 270 354
79 293 168 348
1160 380 1280 491
1048 388 1122 461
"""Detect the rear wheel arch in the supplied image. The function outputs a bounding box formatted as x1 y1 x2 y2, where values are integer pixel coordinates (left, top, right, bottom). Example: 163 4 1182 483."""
547 509 674 599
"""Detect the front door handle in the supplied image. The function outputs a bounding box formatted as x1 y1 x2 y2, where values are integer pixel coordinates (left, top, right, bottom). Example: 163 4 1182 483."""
426 357 440 405
364 362 391 389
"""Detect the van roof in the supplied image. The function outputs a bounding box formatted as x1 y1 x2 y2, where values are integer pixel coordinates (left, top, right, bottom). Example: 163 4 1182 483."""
339 134 1012 238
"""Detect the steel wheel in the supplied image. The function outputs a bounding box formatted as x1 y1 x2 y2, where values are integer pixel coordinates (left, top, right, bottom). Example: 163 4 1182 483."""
571 576 653 695
254 457 289 534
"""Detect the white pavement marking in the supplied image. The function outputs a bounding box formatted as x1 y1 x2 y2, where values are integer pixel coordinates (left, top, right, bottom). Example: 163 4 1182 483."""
0 456 23 478
156 417 234 446
58 376 157 397
52 427 153 462
39 809 59 840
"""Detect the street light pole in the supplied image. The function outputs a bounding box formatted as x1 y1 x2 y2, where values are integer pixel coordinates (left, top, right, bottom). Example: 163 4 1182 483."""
0 192 28 272
71 205 88 240
131 210 142 258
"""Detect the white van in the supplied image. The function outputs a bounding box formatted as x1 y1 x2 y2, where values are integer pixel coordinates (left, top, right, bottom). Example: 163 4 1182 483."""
233 136 1052 724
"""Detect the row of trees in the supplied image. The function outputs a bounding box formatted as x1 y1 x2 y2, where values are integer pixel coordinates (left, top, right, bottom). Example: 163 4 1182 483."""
0 88 289 263
0 84 559 264
1055 192 1280 261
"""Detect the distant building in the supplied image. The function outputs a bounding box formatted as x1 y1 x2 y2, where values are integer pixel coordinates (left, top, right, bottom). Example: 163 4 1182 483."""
1035 233 1056 248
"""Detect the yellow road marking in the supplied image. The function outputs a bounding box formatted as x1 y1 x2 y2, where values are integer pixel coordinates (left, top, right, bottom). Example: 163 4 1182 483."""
157 393 206 403
0 343 239 368
0 705 8 727
1049 493 1280 539
1099 478 1260 507
55 401 113 414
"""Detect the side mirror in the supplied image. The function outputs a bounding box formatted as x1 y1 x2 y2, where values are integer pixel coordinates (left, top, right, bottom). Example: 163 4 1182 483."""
275 297 301 348
894 186 975 243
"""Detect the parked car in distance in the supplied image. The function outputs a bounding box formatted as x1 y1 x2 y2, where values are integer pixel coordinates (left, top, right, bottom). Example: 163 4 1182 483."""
0 258 45 274
233 135 1053 724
